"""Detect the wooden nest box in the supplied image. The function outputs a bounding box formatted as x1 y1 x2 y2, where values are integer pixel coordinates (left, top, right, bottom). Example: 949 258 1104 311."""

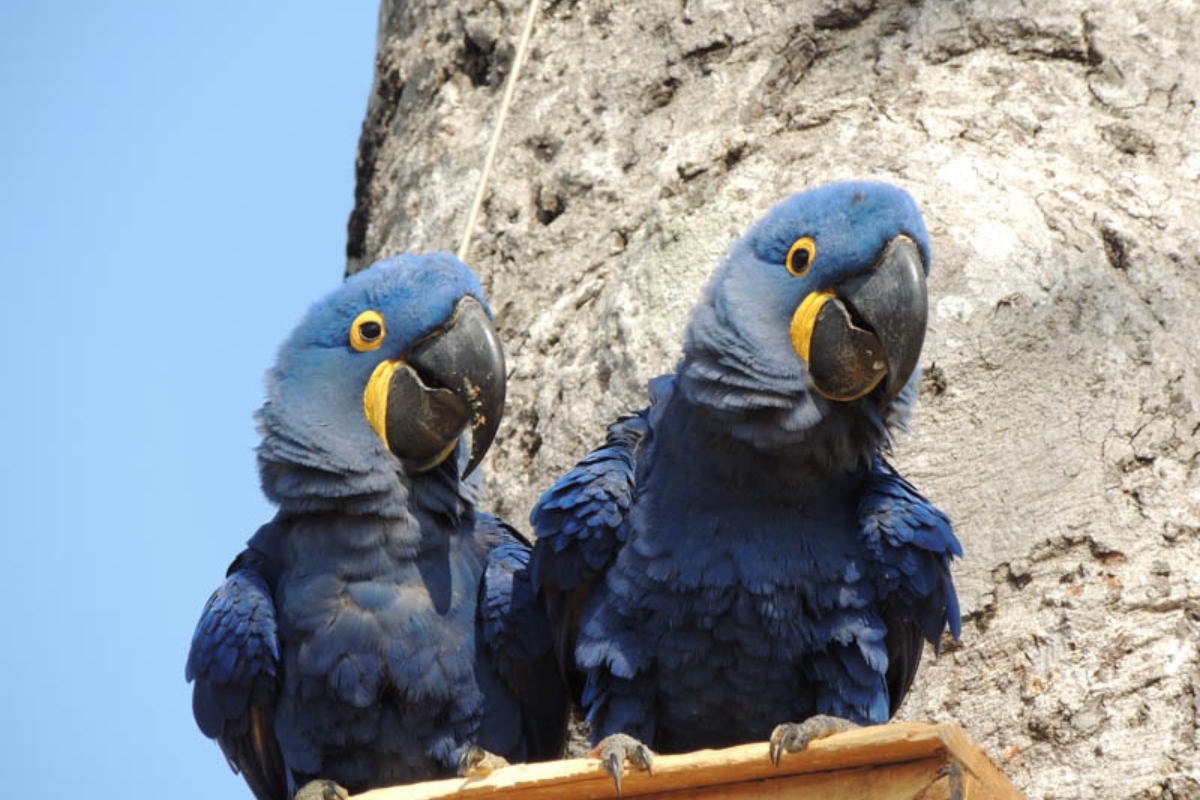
354 722 1026 800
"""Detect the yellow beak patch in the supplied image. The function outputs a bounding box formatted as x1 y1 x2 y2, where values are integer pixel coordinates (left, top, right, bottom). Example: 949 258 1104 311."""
362 358 460 471
363 359 397 450
790 289 835 365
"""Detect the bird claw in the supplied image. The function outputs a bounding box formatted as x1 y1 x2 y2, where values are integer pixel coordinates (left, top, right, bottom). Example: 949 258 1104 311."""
294 779 350 800
768 715 858 766
590 733 655 796
457 744 510 777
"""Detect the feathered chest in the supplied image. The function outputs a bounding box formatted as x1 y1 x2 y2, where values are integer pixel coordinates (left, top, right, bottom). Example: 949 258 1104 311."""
274 514 487 706
608 488 879 636
621 391 886 615
577 485 894 746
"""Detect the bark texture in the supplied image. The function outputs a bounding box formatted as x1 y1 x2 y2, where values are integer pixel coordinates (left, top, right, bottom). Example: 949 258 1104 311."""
346 2 1200 796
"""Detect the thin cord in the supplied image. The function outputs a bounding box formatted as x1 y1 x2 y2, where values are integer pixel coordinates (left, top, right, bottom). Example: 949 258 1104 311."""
457 0 540 262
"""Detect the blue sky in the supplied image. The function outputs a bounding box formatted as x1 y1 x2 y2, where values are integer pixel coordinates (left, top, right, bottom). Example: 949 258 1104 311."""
0 3 378 797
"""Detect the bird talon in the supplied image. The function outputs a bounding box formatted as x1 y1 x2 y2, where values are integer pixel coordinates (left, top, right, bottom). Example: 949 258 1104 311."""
458 744 510 777
591 733 656 796
294 779 350 800
631 742 654 775
603 750 624 795
768 726 784 767
768 715 858 765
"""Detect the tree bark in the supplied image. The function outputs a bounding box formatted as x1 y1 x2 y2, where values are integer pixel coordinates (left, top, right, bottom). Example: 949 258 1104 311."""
347 2 1200 796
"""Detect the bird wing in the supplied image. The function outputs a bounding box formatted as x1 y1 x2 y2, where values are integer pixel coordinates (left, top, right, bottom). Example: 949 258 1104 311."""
529 392 654 702
858 457 962 716
186 549 288 800
477 516 570 761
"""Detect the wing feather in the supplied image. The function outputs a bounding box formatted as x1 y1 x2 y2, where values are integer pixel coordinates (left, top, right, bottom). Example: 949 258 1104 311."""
530 407 650 701
477 517 570 761
858 457 961 716
187 554 288 800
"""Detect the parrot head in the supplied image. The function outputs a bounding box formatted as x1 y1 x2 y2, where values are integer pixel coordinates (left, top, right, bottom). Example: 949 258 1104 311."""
681 181 931 455
262 253 506 488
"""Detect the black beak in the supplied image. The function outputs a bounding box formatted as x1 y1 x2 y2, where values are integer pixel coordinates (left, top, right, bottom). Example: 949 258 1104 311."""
800 236 928 402
381 296 506 477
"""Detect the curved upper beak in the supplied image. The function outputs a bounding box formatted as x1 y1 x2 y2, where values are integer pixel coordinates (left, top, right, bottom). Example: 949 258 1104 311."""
789 236 928 402
363 296 506 478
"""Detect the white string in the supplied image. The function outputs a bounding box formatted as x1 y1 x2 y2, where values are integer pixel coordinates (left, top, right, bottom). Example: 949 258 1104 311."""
457 0 540 262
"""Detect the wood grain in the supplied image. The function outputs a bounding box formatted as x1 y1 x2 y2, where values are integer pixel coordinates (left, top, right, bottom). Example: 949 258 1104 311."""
352 723 1026 800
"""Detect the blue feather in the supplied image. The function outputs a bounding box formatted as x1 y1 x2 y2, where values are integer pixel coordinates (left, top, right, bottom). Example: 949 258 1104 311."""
530 182 962 753
187 255 567 799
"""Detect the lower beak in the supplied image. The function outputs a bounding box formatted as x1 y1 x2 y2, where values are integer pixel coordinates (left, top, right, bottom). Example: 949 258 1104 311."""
363 296 506 477
790 236 928 402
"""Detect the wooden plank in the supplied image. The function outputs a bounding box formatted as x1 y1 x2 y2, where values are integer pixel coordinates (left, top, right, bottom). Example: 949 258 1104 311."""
352 722 1025 800
648 759 947 800
914 773 955 800
933 725 1027 800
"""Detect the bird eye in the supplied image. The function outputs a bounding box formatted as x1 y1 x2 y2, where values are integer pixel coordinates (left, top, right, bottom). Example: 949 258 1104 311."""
786 237 817 277
350 310 386 352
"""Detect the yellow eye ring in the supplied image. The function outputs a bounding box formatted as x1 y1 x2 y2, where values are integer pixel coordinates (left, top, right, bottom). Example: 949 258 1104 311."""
786 237 817 277
350 310 386 352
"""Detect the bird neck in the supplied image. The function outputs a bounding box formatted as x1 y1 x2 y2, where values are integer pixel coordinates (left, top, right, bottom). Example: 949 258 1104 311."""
675 278 916 471
249 502 481 585
673 352 895 482
255 402 477 522
660 388 871 501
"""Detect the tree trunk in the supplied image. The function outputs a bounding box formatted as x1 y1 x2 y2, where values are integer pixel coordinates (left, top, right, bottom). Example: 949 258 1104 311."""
347 2 1200 796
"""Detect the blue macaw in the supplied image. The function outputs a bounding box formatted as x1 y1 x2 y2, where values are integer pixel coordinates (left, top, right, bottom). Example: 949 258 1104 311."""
530 182 962 787
187 254 568 800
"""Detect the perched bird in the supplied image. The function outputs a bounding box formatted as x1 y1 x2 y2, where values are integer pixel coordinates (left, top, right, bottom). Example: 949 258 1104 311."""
187 254 568 800
530 182 962 789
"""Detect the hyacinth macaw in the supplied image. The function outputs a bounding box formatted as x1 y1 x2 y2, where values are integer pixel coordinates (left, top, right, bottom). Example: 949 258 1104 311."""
187 254 568 800
530 181 962 789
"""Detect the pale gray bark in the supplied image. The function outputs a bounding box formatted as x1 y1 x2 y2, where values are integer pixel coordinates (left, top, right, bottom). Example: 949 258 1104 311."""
347 2 1200 796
